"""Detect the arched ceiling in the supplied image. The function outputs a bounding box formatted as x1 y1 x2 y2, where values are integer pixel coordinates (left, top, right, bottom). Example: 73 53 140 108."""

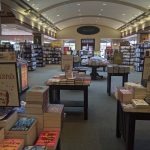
3 0 150 31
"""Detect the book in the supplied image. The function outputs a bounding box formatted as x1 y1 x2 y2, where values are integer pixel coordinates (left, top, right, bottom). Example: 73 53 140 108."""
132 99 149 108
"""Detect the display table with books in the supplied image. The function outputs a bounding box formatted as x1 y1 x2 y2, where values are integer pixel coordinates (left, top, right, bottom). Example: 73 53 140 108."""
46 74 91 120
107 65 130 96
116 100 150 150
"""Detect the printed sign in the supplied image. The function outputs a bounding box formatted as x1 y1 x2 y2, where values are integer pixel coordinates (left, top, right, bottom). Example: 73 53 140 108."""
0 63 20 106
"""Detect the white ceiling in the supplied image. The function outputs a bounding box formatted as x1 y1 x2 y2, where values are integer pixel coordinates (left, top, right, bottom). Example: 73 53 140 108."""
1 0 150 33
23 0 150 30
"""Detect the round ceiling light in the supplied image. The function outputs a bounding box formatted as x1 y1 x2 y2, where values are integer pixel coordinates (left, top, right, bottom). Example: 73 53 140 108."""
77 26 100 35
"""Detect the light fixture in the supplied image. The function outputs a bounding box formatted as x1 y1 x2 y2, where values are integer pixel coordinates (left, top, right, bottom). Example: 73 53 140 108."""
98 13 102 16
122 14 126 16
100 9 103 11
102 3 107 6
77 3 80 6
57 14 60 17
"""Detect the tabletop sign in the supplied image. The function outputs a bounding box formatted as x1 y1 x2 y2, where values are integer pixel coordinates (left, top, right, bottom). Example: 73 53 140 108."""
0 62 20 107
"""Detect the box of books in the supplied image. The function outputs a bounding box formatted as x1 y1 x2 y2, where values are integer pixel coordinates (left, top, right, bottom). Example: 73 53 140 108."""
5 117 37 146
36 128 60 150
0 111 18 131
0 139 24 150
19 113 44 136
44 104 64 128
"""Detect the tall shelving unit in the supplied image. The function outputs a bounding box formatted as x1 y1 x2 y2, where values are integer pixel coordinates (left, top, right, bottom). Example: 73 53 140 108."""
120 46 135 66
22 43 37 71
134 42 150 72
44 47 61 64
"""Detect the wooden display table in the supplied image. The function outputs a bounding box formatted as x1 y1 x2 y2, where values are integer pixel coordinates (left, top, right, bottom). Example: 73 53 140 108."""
116 100 150 150
85 65 106 80
107 73 128 96
48 84 89 120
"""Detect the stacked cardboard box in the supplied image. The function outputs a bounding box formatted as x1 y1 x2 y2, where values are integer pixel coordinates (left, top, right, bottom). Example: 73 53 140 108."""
25 86 49 114
125 82 147 99
5 118 37 146
118 89 133 104
0 139 24 150
44 104 64 128
25 86 49 135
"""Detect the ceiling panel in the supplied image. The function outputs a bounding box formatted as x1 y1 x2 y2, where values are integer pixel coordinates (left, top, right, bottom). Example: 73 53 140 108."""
56 17 124 30
40 1 143 29
120 0 150 9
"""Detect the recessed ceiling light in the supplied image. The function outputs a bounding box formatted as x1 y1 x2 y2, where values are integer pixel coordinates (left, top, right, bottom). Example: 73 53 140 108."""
77 3 80 6
27 0 30 1
98 13 102 16
57 14 60 17
100 9 103 11
36 7 39 10
122 14 126 16
103 3 107 6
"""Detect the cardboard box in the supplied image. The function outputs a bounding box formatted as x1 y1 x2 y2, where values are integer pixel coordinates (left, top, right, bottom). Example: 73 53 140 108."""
0 139 24 150
5 119 37 146
26 86 49 103
0 128 4 139
118 89 133 104
19 113 44 136
0 111 18 131
44 104 64 128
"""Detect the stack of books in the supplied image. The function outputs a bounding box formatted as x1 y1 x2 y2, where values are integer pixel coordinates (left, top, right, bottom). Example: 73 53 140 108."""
66 78 75 85
132 99 149 108
25 86 49 114
44 104 64 128
75 77 83 85
125 82 147 99
0 139 24 150
59 79 67 85
36 129 60 150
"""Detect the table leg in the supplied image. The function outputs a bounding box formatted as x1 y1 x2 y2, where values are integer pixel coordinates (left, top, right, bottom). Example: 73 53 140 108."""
84 87 88 120
125 113 135 150
116 100 121 138
122 74 128 86
55 89 60 104
49 86 54 104
107 74 111 96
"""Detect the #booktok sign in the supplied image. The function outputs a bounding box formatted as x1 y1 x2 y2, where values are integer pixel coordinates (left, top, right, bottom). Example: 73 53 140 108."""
0 62 20 107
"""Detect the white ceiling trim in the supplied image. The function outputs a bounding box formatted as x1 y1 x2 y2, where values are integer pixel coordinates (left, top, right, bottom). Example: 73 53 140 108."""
54 15 126 25
39 0 148 13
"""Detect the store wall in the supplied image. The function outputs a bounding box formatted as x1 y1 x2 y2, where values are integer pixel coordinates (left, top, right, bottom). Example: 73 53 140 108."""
57 25 121 51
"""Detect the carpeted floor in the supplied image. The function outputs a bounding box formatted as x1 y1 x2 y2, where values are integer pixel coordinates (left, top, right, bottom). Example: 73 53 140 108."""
27 65 150 150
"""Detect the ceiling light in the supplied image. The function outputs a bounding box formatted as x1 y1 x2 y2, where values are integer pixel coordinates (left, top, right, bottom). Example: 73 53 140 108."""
100 9 103 11
57 14 60 17
77 3 80 6
27 0 30 1
122 14 126 16
98 13 102 16
102 3 107 6
36 7 39 10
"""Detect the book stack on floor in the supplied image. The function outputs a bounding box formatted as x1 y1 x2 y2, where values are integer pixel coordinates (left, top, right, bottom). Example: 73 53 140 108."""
0 139 24 150
44 104 64 129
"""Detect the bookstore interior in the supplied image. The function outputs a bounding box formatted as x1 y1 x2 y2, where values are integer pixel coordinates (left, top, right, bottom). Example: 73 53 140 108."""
0 1 150 150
